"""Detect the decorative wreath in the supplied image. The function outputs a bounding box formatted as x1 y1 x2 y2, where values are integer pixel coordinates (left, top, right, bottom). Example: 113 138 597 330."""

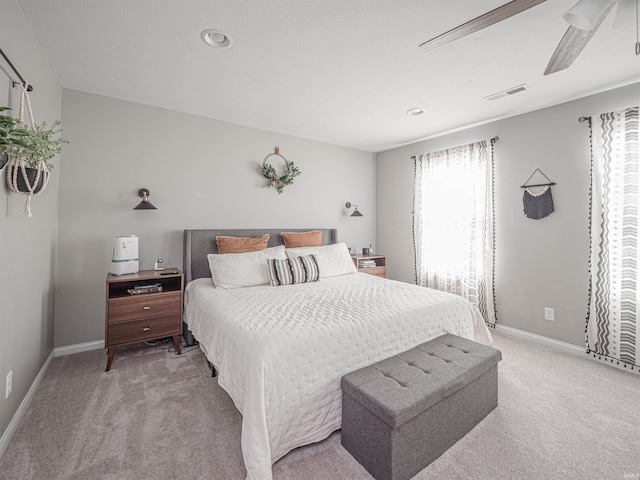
262 147 301 194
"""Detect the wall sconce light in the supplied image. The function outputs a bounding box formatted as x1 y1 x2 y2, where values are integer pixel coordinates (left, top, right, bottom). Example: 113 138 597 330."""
133 188 157 210
345 202 363 217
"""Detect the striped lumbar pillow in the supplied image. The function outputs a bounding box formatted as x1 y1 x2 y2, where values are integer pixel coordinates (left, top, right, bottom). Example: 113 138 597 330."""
267 254 320 286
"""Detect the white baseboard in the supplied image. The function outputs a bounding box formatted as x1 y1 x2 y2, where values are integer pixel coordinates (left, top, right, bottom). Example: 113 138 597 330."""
0 350 54 459
54 340 104 357
494 324 640 373
493 324 586 355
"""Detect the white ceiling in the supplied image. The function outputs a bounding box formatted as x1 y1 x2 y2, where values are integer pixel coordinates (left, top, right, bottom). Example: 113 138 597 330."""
19 0 640 153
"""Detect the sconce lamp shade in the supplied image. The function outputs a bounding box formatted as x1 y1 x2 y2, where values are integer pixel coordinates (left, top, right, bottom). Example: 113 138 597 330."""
345 202 363 217
563 0 612 30
133 188 157 210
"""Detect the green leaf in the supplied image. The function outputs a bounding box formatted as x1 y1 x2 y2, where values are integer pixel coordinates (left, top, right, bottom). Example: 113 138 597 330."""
11 139 29 148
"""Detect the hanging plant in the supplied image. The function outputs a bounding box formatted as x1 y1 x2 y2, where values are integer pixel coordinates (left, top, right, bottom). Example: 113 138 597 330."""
4 84 68 216
0 106 31 170
262 146 301 194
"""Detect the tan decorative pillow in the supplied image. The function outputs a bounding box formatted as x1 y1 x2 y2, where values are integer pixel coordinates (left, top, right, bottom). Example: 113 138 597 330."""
281 230 323 248
216 234 270 254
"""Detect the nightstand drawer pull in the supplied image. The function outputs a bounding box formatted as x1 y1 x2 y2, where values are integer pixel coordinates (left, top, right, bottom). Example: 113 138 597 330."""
143 306 151 310
143 327 150 332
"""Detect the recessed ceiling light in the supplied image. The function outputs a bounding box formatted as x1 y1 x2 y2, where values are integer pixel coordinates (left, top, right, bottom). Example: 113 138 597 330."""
406 108 425 116
201 29 232 48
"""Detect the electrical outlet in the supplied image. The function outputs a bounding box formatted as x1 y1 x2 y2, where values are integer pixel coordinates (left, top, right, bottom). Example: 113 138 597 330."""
5 371 12 399
544 307 555 322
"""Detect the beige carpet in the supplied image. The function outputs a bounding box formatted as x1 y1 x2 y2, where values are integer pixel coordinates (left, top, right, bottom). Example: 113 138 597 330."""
0 332 639 480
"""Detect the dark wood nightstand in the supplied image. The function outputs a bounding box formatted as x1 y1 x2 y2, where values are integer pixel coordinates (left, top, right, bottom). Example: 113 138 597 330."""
105 269 183 372
352 254 386 278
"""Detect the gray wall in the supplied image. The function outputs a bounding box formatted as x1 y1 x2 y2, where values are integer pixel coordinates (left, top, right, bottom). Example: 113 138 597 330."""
376 81 640 347
56 90 376 347
0 1 62 444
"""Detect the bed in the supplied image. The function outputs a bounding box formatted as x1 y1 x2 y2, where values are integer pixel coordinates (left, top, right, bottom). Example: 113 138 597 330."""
182 228 493 480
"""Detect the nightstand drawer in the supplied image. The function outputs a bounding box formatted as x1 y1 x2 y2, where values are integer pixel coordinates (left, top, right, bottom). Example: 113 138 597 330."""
107 314 181 346
360 266 386 277
108 291 182 323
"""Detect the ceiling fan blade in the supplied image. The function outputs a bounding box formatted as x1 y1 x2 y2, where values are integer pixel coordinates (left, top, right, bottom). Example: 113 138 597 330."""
420 0 547 51
544 1 615 75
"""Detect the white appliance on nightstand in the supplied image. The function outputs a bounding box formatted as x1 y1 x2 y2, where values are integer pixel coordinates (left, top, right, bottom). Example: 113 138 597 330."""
110 235 139 275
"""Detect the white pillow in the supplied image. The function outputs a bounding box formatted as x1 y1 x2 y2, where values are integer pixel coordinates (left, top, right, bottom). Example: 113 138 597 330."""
208 245 286 289
286 242 357 279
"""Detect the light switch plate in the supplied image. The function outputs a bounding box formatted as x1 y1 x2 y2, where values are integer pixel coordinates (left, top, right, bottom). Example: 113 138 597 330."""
544 307 555 322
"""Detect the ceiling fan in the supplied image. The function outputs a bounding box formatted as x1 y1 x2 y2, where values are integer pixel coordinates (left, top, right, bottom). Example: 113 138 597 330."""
419 0 638 75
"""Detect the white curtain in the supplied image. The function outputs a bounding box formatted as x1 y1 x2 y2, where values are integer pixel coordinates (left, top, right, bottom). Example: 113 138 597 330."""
413 139 496 326
588 106 640 368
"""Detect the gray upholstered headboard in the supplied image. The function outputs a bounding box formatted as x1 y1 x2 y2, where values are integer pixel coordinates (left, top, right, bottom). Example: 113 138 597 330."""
183 228 339 283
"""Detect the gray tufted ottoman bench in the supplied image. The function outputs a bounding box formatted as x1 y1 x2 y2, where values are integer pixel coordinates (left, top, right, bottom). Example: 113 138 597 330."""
341 333 501 480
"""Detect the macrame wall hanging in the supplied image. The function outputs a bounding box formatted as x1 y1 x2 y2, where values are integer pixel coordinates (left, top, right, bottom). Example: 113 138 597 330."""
521 169 556 220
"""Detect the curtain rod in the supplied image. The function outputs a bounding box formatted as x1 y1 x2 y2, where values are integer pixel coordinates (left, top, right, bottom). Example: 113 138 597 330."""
578 116 590 123
410 136 499 160
0 47 34 92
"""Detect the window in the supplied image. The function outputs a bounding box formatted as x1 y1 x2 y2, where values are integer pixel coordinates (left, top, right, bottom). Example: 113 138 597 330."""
413 139 496 326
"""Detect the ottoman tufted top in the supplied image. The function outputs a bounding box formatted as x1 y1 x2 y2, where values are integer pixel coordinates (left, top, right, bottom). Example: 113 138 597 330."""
341 334 502 428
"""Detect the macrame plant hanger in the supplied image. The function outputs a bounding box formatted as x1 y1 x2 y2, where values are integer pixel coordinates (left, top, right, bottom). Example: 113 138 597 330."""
521 168 555 220
6 82 50 217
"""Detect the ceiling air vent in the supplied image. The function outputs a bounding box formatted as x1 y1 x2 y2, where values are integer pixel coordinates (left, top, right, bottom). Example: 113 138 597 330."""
484 84 529 101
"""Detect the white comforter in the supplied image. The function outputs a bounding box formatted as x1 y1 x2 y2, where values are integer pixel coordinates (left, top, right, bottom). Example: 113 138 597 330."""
184 273 492 480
